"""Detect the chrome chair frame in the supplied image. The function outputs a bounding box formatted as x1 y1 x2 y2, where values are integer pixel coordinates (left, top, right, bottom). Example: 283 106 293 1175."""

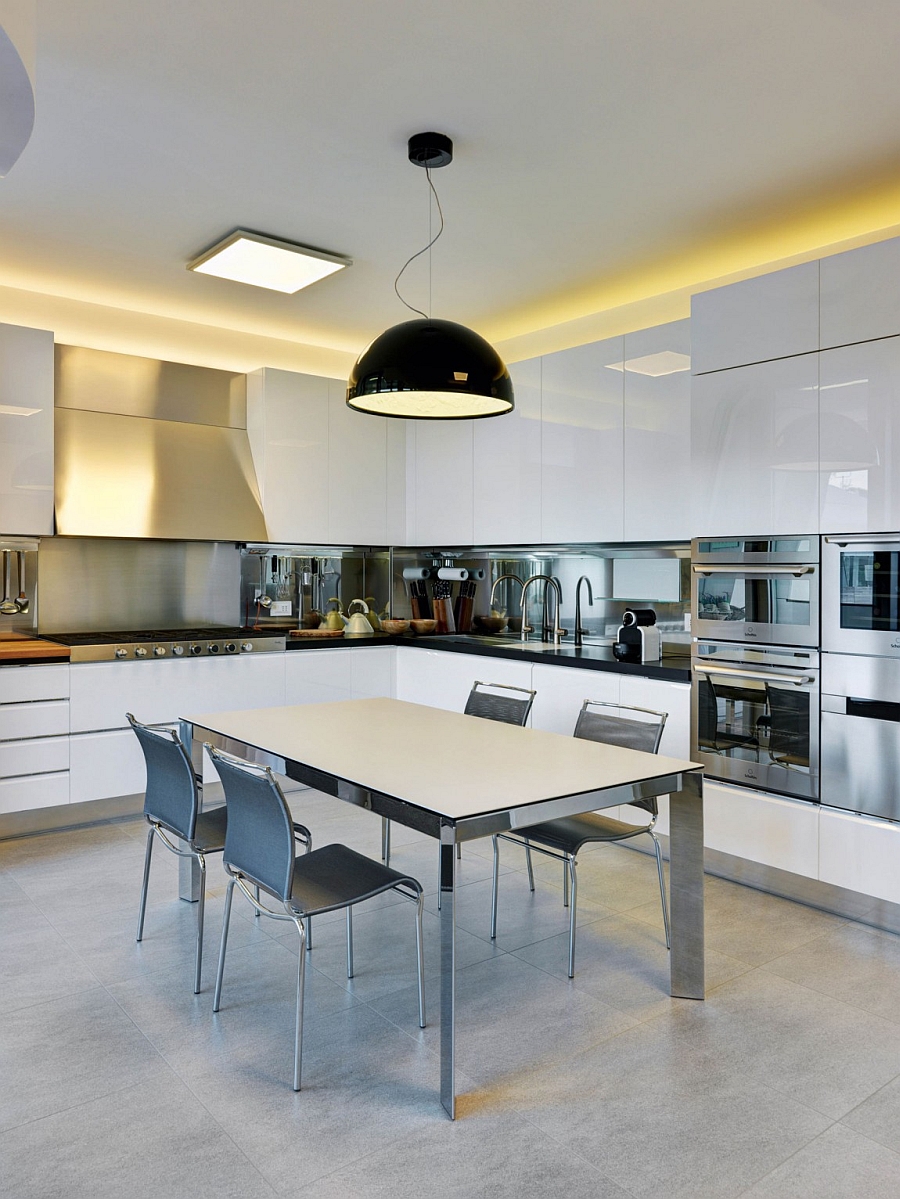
129 713 311 994
490 699 670 977
208 746 426 1092
381 680 537 906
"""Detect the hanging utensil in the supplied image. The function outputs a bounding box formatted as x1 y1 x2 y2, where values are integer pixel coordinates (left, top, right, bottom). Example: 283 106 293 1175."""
14 551 29 613
0 552 18 614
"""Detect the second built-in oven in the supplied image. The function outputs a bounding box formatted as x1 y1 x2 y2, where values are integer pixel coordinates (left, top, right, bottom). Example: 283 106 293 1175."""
691 640 820 802
823 534 900 657
691 536 819 648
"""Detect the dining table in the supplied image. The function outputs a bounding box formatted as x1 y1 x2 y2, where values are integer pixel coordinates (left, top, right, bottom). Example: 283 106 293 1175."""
179 696 705 1118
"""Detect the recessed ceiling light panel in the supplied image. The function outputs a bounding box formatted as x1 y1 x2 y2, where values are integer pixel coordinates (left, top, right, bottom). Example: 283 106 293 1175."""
187 230 351 294
606 351 692 377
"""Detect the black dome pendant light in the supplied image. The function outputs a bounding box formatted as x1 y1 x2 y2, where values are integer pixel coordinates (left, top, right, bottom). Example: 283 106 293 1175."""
347 132 514 420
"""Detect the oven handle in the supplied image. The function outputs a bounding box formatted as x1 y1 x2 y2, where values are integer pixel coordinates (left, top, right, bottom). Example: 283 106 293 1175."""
693 663 814 686
824 534 900 546
692 564 815 577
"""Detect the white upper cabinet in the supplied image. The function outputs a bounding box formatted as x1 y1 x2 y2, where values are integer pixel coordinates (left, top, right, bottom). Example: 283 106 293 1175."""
819 335 900 534
408 418 474 546
622 319 691 541
327 380 388 545
540 337 624 543
247 368 329 543
473 356 541 545
820 238 900 350
691 262 819 374
691 353 820 537
0 323 53 535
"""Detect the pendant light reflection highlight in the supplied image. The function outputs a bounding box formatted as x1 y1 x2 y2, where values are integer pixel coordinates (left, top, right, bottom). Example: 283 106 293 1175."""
347 134 514 420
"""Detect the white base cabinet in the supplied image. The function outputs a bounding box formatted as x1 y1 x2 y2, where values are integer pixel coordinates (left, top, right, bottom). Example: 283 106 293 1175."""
702 780 820 879
395 646 533 714
819 806 900 907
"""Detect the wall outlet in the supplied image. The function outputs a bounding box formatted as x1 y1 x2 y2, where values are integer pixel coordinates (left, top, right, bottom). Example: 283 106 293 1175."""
270 601 292 616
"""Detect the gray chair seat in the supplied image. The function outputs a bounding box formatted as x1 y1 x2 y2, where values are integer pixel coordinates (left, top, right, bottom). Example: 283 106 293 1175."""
192 806 228 852
522 811 653 854
287 844 421 917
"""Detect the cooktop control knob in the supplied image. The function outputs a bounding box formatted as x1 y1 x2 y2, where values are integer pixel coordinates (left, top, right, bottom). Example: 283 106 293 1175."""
189 644 202 656
241 642 253 652
153 646 166 657
115 648 128 659
208 643 220 654
135 647 148 658
172 645 184 656
224 642 236 653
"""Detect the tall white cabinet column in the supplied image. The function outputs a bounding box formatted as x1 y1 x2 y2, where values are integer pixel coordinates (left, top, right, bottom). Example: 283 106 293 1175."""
473 356 541 545
0 323 54 535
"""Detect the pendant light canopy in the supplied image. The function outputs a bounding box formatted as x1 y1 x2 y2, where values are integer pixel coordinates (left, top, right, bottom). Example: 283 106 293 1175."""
347 133 514 420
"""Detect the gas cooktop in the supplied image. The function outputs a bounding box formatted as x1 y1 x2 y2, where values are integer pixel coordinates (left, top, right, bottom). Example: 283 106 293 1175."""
43 627 286 662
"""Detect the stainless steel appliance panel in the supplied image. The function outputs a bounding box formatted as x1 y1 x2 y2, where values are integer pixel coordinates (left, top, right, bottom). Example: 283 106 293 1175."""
691 562 819 647
693 536 817 565
691 641 819 801
823 535 900 658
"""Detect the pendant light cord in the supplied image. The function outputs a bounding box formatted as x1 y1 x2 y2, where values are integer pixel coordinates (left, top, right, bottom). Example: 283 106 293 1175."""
393 165 445 320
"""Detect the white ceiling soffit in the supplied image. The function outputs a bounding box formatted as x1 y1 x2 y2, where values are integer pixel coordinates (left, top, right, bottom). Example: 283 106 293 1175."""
0 1 899 372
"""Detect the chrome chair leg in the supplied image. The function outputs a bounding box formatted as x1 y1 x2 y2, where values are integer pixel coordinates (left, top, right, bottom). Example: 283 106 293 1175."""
254 884 260 917
381 816 391 865
567 856 578 979
563 859 569 907
136 823 154 942
525 840 535 892
651 832 671 949
293 917 307 1091
193 853 206 995
346 906 354 978
212 876 235 1013
415 891 426 1028
490 834 500 940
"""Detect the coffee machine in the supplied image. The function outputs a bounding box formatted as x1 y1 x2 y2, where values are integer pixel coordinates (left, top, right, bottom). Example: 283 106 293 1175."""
612 608 660 664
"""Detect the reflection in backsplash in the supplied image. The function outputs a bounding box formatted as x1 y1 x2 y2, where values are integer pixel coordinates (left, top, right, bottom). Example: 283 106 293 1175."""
239 546 391 630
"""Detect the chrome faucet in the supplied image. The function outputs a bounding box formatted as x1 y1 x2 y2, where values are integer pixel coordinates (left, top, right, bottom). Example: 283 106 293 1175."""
574 575 594 648
521 574 566 645
489 573 525 621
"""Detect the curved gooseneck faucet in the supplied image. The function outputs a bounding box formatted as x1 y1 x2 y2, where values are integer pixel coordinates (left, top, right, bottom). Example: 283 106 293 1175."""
489 573 525 620
521 574 565 645
574 575 594 648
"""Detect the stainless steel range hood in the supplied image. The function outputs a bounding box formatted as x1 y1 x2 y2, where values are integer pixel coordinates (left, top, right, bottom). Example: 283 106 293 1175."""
54 345 268 541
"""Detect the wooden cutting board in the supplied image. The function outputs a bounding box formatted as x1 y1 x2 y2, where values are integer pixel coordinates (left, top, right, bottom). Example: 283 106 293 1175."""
0 637 70 661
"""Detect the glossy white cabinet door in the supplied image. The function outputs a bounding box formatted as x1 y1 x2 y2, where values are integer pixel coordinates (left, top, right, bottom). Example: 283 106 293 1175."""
703 780 819 877
691 354 820 537
409 418 474 546
0 323 53 534
819 806 900 904
819 336 900 534
395 646 532 715
541 338 624 543
69 729 147 804
622 319 691 540
0 663 68 704
327 380 388 545
820 237 900 350
246 368 329 543
473 357 541 544
0 771 68 814
691 262 819 374
530 664 619 735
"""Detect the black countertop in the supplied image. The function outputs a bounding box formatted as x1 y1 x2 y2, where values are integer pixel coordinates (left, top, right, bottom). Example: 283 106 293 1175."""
285 630 691 682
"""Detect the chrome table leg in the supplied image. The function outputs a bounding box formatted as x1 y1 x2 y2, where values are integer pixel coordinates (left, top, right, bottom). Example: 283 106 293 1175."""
439 820 457 1119
668 771 705 1000
178 845 202 902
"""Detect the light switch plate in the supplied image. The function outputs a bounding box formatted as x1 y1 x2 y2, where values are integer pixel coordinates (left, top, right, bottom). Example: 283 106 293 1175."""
270 601 292 616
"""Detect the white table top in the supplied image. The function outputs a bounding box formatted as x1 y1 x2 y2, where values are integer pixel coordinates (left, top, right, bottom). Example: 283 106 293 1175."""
184 698 702 822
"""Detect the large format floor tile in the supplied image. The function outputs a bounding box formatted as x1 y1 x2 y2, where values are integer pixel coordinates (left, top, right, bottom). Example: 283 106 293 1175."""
742 1122 900 1198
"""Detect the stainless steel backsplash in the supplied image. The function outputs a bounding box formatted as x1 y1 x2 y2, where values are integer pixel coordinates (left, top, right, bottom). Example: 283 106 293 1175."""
38 537 240 632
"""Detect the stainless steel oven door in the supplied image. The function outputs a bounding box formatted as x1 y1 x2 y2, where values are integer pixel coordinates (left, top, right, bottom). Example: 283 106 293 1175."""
691 562 820 647
691 643 820 801
823 535 900 657
822 651 900 819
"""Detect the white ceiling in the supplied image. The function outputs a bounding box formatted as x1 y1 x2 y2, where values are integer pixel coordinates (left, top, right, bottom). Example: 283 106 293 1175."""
2 0 900 374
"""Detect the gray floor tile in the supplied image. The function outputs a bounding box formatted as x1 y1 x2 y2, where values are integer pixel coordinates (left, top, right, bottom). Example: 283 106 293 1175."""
843 1074 900 1155
0 1071 277 1199
0 986 170 1132
286 1110 632 1199
527 839 668 913
0 909 101 1012
741 1122 900 1198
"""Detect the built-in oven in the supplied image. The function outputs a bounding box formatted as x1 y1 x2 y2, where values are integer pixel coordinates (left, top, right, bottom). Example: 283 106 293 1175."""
691 537 819 648
691 640 820 801
821 652 900 820
822 534 900 657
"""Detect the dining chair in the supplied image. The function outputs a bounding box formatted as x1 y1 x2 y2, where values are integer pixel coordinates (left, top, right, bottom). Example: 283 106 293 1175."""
128 713 311 994
208 745 426 1092
489 698 669 977
380 680 537 902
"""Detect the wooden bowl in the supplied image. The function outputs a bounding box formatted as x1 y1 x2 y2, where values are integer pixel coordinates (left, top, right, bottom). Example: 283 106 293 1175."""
380 619 410 635
409 619 437 635
474 614 507 634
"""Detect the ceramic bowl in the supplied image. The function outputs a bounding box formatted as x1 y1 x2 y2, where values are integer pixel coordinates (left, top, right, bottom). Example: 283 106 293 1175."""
380 618 410 635
474 614 507 633
409 619 437 635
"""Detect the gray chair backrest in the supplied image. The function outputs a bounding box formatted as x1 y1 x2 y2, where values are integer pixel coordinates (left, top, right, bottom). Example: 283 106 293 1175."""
464 680 535 727
573 699 667 815
209 747 295 902
127 713 200 842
